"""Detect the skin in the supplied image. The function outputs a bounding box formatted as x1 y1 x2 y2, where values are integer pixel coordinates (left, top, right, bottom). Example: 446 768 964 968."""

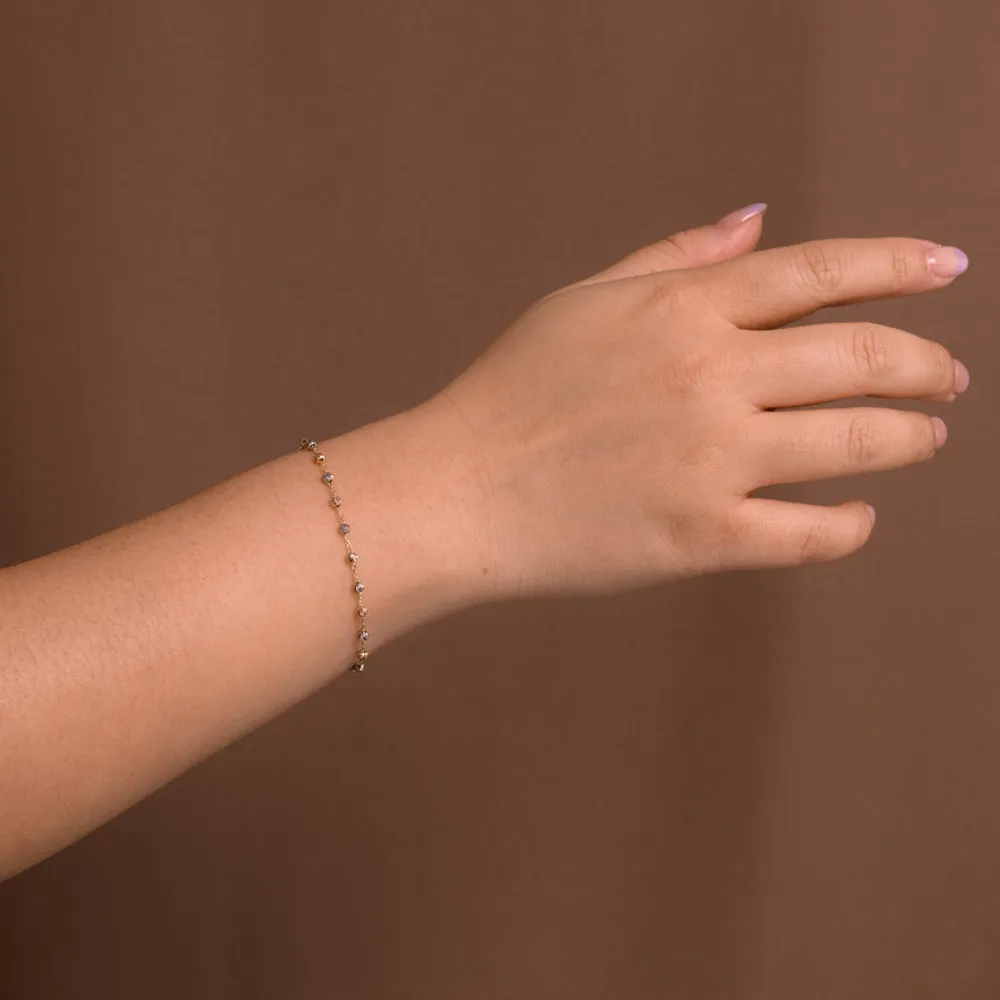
0 204 970 879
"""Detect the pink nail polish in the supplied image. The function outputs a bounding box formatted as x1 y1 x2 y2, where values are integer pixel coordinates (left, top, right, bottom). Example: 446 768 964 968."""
716 202 767 229
865 504 876 526
926 246 969 278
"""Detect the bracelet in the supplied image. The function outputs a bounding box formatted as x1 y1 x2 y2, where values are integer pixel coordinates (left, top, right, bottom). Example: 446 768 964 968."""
299 438 370 673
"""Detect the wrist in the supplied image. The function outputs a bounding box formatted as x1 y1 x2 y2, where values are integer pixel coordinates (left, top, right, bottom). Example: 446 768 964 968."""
314 398 497 654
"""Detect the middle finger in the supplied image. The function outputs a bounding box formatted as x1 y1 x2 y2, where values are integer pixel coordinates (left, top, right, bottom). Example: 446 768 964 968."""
742 321 964 409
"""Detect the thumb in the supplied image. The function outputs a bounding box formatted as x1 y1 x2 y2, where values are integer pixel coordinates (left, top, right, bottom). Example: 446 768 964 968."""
579 201 768 286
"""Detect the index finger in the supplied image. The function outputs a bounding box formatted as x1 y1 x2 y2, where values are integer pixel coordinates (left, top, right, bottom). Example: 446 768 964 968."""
686 237 969 330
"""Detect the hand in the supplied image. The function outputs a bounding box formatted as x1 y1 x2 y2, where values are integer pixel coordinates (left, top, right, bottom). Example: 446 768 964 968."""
431 204 971 598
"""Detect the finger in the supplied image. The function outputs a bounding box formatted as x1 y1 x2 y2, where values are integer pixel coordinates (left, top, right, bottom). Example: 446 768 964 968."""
685 237 969 330
723 498 875 570
578 202 767 287
749 407 945 489
744 322 967 408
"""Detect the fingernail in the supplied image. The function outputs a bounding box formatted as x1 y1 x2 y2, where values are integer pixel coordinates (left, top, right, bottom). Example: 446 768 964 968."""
931 416 949 448
925 246 969 278
716 202 768 229
953 359 970 394
865 504 877 526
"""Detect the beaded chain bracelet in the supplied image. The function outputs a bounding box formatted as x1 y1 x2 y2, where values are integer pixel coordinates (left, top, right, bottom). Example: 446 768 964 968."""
299 438 369 673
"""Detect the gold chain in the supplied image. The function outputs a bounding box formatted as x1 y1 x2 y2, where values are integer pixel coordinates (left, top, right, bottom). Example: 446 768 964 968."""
299 439 369 673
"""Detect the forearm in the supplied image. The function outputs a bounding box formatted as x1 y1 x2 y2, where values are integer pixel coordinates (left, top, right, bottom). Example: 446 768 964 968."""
0 398 489 879
0 212 969 881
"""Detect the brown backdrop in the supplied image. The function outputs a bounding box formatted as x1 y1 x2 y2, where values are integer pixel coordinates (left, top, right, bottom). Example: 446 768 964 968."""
1 2 998 997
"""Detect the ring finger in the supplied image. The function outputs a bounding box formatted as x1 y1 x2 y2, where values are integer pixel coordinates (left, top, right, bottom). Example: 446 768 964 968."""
749 407 946 488
744 322 965 409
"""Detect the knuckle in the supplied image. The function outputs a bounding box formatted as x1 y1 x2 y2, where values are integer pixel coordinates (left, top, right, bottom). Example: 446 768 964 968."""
645 268 684 308
927 342 954 392
716 505 751 548
676 440 727 481
655 233 695 266
889 244 920 290
646 271 705 317
847 322 891 379
798 241 845 295
669 349 721 393
688 504 747 574
796 519 830 564
918 414 939 460
845 415 877 466
798 512 869 564
662 506 715 573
